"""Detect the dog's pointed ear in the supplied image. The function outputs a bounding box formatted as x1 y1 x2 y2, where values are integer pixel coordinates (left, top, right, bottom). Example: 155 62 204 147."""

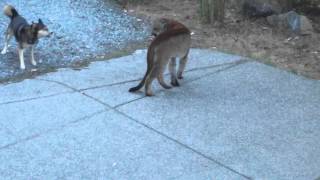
38 18 43 24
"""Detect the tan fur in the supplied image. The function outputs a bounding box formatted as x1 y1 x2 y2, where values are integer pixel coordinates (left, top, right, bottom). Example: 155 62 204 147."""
151 18 187 36
3 5 14 17
129 19 191 96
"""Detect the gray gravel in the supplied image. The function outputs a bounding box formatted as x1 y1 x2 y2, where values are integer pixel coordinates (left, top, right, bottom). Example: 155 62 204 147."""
0 0 149 83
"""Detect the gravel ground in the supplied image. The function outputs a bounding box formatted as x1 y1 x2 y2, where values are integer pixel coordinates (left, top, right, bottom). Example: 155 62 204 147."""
0 0 149 83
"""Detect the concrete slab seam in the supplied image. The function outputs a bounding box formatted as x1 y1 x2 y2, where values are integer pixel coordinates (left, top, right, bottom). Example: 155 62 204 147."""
63 76 253 179
78 59 250 92
0 91 75 106
112 108 253 180
25 60 247 111
36 78 111 111
0 59 252 178
36 78 79 92
0 110 106 151
50 74 253 179
186 60 249 84
113 60 249 109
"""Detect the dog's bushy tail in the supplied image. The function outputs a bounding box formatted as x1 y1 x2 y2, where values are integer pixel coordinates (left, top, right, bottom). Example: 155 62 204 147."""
4 5 19 19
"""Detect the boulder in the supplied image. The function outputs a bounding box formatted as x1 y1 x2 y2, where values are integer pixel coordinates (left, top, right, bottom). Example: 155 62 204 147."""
300 15 314 35
242 0 282 17
267 11 314 35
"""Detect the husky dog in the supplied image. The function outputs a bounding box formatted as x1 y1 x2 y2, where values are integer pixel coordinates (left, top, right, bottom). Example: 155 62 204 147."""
1 5 52 69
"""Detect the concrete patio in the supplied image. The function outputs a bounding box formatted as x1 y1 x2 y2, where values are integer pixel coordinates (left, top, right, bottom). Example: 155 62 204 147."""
0 49 319 179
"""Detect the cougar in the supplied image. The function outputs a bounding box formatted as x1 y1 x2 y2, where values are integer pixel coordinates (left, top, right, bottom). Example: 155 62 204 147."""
129 18 191 96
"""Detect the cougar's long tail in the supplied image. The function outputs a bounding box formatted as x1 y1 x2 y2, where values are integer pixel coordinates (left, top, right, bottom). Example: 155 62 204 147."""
129 48 154 92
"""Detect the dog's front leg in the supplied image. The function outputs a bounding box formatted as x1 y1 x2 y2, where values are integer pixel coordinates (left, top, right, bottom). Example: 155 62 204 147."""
31 46 37 66
18 48 25 70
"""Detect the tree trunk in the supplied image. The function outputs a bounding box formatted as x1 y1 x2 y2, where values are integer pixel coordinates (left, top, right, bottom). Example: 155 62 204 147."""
199 0 225 24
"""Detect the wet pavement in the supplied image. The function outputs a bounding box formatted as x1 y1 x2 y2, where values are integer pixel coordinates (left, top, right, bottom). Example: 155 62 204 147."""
0 0 149 83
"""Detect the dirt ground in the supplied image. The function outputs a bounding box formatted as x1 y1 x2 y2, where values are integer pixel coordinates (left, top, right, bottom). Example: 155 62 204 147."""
124 0 320 79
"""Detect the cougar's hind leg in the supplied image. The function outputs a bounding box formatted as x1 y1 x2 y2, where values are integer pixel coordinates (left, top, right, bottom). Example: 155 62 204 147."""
157 56 172 89
177 53 189 79
158 74 171 89
157 59 172 89
145 66 159 96
169 57 179 86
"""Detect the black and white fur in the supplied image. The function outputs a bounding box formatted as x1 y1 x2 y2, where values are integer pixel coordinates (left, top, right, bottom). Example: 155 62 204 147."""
2 5 52 69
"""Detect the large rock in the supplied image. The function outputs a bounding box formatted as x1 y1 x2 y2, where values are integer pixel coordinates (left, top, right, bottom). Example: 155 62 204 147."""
300 15 314 35
267 11 314 35
242 0 282 17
